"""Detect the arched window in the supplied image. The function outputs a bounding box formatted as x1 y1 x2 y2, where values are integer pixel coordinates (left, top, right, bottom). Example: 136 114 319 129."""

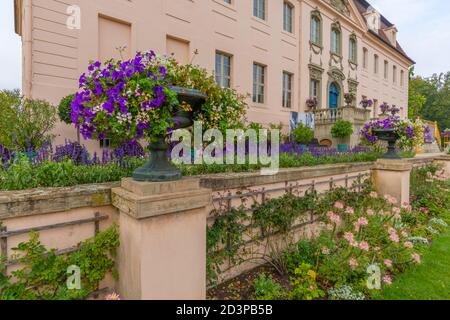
283 2 294 33
349 36 357 63
331 25 341 55
310 11 322 46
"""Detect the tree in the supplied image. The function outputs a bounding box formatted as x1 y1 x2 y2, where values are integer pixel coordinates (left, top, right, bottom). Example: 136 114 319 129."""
0 90 57 151
408 69 450 131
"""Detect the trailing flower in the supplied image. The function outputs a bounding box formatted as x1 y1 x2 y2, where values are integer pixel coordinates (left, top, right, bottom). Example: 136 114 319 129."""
71 51 179 143
360 116 425 150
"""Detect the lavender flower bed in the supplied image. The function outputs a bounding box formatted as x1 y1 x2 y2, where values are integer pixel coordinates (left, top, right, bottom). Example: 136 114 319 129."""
1 141 381 191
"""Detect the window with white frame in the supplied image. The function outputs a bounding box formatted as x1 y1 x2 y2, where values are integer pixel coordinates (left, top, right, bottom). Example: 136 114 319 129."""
282 72 293 108
384 60 389 79
374 54 379 74
349 36 357 63
311 14 322 45
215 52 232 88
331 27 341 55
363 48 368 69
253 63 265 104
253 0 266 20
393 65 397 84
283 2 293 33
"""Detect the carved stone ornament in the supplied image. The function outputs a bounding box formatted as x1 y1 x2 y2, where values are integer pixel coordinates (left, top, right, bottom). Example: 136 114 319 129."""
309 64 324 81
326 0 351 17
328 67 346 82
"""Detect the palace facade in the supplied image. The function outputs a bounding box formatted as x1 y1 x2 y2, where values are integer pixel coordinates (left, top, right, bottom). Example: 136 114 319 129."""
14 0 414 149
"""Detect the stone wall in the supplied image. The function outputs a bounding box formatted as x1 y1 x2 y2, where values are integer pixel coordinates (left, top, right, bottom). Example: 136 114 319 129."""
0 154 448 298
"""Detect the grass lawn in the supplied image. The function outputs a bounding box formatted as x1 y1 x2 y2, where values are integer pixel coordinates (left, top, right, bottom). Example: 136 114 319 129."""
377 228 450 300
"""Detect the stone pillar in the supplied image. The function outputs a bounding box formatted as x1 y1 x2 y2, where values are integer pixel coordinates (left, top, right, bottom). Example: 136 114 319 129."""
112 178 211 300
372 159 413 205
434 155 450 175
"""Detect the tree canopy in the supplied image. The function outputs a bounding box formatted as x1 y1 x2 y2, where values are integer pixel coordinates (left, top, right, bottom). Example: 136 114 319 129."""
409 69 450 132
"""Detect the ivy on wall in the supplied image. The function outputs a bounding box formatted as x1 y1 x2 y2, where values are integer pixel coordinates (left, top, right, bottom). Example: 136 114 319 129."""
0 225 119 300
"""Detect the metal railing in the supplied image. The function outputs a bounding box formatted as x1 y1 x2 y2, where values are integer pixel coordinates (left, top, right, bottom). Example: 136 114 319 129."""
0 212 108 271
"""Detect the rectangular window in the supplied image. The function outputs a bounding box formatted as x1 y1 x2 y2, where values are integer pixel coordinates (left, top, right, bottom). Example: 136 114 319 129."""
363 48 368 69
282 72 292 108
374 55 379 74
215 52 232 88
253 63 265 104
283 2 293 33
384 60 389 79
400 70 405 87
223 0 232 4
393 65 397 84
253 0 266 20
310 79 320 100
311 17 321 45
349 39 357 63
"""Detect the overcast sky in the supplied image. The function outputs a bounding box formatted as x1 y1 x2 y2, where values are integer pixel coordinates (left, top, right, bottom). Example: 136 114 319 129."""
1 0 449 90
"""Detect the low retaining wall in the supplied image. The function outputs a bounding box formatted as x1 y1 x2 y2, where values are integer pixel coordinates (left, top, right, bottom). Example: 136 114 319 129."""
0 154 448 297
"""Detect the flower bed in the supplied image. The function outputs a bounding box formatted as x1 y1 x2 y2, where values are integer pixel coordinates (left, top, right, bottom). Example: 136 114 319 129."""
0 141 381 191
207 165 450 300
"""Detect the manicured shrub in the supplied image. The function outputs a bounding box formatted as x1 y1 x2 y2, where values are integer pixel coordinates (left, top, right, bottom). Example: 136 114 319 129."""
57 94 75 124
291 123 314 144
331 120 354 139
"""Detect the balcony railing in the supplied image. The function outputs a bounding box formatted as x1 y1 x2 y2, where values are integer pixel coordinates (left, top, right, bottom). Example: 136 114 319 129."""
310 106 371 125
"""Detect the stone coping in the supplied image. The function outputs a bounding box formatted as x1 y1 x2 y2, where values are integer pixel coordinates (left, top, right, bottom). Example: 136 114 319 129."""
199 162 374 191
0 182 119 220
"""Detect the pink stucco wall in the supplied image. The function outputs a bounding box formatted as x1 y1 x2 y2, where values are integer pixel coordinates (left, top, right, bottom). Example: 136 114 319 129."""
16 0 413 152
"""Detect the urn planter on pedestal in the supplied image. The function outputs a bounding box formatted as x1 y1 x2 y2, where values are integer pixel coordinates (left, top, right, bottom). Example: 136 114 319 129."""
132 87 207 182
373 128 401 159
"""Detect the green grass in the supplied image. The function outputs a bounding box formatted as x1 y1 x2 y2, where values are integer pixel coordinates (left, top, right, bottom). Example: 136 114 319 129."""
377 228 450 300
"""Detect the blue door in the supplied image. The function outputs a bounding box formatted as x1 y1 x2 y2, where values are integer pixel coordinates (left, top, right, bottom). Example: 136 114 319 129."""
329 83 340 109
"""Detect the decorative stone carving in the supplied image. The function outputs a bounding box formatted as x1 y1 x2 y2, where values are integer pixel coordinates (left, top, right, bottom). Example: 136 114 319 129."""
326 0 351 17
328 67 346 83
309 64 324 81
348 78 359 95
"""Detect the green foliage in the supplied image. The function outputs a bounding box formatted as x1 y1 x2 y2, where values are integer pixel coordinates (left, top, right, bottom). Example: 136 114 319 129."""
0 225 119 300
409 69 450 131
252 274 285 300
207 208 247 282
331 120 354 139
0 89 56 150
289 263 324 300
282 240 318 274
291 123 314 144
410 165 450 216
0 157 144 191
58 94 75 124
165 56 247 132
253 192 316 235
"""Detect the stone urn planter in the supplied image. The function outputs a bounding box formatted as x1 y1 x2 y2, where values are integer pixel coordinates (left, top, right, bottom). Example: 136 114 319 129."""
132 86 207 182
373 128 401 159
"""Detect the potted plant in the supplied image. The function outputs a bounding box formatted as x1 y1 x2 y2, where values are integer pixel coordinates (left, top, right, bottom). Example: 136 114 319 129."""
331 120 354 152
379 103 391 116
359 97 373 109
71 51 247 181
344 92 355 106
306 98 319 110
291 123 314 149
360 116 425 159
70 51 206 181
